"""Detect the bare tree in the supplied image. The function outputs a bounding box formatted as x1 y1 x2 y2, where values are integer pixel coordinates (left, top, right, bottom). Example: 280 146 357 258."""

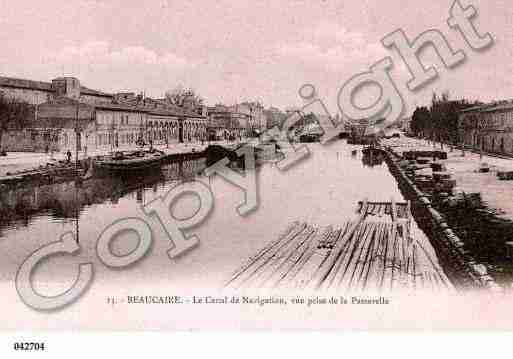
165 85 204 111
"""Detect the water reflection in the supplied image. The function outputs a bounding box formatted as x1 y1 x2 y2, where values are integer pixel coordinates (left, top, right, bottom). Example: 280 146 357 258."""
0 157 206 235
0 142 416 291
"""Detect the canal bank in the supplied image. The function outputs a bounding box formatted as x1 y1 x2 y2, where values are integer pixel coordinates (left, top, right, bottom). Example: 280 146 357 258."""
381 138 513 287
376 135 511 290
0 142 242 187
382 148 500 291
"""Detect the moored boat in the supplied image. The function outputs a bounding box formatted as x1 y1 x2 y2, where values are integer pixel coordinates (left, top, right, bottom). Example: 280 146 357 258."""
94 149 166 173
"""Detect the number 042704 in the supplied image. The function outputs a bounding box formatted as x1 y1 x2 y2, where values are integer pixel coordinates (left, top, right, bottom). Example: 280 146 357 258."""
13 342 46 351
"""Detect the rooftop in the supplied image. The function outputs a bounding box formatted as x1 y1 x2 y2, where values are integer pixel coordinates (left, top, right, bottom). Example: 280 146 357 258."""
0 75 113 98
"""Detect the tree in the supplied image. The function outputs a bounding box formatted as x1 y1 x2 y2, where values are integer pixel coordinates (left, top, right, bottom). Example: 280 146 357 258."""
165 85 204 111
0 94 31 150
410 106 431 137
429 91 474 147
410 92 475 147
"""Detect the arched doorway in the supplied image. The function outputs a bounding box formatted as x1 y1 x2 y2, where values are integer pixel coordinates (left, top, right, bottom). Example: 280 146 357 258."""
179 120 184 143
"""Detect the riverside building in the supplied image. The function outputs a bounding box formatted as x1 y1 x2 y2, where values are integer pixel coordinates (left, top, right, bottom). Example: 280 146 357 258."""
0 75 207 152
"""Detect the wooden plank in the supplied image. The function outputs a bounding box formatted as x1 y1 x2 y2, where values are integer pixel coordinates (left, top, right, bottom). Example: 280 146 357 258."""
345 221 377 291
272 228 325 289
245 225 316 289
263 227 321 289
415 240 453 291
390 227 402 291
365 222 388 292
381 199 398 291
352 222 379 292
334 222 373 291
307 229 344 283
225 221 301 287
381 223 396 291
284 228 333 290
305 199 369 291
327 222 369 291
318 222 356 291
412 242 418 291
225 223 308 289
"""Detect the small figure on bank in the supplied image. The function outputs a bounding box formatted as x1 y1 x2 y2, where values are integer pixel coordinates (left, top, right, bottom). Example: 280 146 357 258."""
66 150 72 163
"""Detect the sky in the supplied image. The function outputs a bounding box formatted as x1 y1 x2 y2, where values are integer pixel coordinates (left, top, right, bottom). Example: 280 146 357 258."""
0 0 511 118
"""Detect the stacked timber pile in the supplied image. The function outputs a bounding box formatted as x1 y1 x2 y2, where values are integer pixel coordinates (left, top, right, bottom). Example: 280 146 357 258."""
226 200 453 293
382 149 502 291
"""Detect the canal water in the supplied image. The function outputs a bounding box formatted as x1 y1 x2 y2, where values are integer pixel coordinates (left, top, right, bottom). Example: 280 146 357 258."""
0 141 440 328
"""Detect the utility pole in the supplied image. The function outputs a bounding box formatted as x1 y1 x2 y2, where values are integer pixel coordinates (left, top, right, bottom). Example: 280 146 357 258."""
74 101 80 244
75 101 79 171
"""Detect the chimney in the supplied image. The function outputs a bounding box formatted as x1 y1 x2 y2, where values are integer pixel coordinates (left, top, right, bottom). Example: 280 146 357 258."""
52 77 81 100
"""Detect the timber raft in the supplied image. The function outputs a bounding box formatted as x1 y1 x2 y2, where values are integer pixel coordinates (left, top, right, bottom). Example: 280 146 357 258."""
226 199 454 293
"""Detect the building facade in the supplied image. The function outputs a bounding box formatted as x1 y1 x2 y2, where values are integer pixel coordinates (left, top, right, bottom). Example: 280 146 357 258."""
0 76 113 105
230 102 266 133
458 102 513 155
207 105 247 141
0 75 207 152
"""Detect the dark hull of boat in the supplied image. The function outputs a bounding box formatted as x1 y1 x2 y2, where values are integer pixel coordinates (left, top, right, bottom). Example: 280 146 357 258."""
94 155 166 173
362 147 384 155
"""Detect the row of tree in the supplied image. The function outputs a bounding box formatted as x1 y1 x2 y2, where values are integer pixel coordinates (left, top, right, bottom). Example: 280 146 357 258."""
410 92 481 144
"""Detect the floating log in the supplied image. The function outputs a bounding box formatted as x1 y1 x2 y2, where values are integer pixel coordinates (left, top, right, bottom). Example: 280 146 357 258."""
247 225 316 289
283 227 333 290
225 222 307 289
229 199 454 293
305 199 369 290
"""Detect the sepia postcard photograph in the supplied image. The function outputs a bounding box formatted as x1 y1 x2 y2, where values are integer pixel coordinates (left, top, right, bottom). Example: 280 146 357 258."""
1 0 513 354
